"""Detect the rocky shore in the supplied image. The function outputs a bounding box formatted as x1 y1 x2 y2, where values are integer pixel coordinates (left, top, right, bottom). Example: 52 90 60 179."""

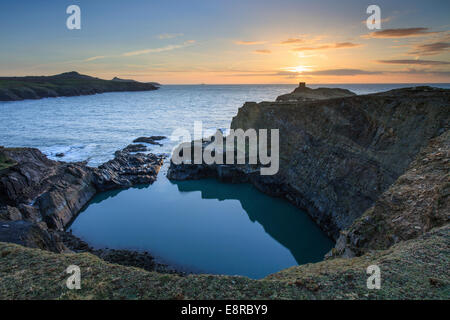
0 144 163 252
0 72 159 102
0 84 448 299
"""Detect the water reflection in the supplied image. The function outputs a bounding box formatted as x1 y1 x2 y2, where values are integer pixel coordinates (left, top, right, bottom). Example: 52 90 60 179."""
71 176 333 279
172 179 334 266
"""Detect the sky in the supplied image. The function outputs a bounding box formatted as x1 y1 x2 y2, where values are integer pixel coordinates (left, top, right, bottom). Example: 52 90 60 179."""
0 0 449 84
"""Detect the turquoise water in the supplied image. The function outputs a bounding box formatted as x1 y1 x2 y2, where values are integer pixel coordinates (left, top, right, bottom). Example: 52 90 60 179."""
70 176 334 279
2 83 449 278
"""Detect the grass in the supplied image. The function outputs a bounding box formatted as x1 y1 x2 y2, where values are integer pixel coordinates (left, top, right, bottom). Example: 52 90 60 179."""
0 224 448 300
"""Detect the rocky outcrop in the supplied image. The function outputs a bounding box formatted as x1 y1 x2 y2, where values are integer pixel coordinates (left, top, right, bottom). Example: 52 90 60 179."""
276 82 356 102
0 146 163 249
0 71 159 102
133 136 167 146
168 86 450 242
95 150 163 191
0 220 67 253
332 130 449 257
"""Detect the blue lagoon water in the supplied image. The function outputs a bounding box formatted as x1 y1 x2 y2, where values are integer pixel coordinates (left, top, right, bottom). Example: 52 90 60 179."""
1 84 448 278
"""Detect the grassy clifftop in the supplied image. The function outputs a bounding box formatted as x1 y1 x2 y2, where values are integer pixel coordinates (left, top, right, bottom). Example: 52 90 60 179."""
0 224 448 299
0 72 159 101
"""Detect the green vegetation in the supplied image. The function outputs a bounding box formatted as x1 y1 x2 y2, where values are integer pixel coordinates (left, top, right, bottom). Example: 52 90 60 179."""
0 225 448 299
0 72 158 101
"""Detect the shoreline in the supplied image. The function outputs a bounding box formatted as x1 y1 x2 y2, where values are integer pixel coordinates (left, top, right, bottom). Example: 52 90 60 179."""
0 84 449 299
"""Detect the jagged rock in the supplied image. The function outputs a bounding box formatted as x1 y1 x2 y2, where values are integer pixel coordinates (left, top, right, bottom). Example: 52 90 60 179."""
133 136 167 146
0 146 163 231
331 130 450 257
0 206 22 221
95 151 163 191
122 144 147 153
0 220 67 253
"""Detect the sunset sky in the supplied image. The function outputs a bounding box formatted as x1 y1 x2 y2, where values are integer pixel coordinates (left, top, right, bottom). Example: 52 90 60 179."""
1 0 449 84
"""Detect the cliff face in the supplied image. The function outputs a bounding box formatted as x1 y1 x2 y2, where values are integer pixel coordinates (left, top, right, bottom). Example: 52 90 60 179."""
0 72 159 101
332 130 449 257
169 86 449 240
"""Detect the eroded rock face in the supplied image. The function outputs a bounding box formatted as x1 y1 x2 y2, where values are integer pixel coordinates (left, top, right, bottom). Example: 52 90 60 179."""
332 130 450 257
0 220 66 253
168 86 450 241
0 147 163 250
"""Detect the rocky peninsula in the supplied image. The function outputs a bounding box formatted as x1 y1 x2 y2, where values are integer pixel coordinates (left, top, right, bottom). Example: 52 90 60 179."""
0 84 448 299
0 72 159 101
0 145 163 251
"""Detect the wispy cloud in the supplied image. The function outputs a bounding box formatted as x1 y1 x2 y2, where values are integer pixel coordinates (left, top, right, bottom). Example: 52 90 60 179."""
280 38 303 45
408 41 450 56
361 16 393 25
300 68 382 76
84 56 107 62
158 33 184 39
253 49 271 54
122 40 196 57
377 59 450 65
293 42 362 51
363 27 440 38
235 40 267 45
230 68 382 78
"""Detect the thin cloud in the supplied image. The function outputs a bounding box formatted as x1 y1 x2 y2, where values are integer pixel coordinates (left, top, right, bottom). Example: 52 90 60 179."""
84 56 107 62
280 38 303 45
377 59 450 66
293 42 362 51
300 68 382 76
363 27 440 38
122 41 195 57
235 40 267 45
158 33 184 39
362 16 393 25
253 49 271 54
409 41 450 56
231 69 382 78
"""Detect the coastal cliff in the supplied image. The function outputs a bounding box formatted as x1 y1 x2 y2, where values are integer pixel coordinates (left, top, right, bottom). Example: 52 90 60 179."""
0 72 159 102
168 85 449 241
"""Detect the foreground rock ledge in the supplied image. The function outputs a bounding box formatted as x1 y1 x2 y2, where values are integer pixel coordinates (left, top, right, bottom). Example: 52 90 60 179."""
0 225 448 299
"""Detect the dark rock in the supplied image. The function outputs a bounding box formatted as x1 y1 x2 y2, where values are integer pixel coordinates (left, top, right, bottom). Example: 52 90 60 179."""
122 144 148 153
0 146 163 231
133 136 167 146
0 205 22 221
94 151 163 191
55 153 64 158
0 220 67 253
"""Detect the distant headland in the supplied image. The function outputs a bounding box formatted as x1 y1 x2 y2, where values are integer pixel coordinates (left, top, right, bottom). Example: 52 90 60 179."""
0 71 159 101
